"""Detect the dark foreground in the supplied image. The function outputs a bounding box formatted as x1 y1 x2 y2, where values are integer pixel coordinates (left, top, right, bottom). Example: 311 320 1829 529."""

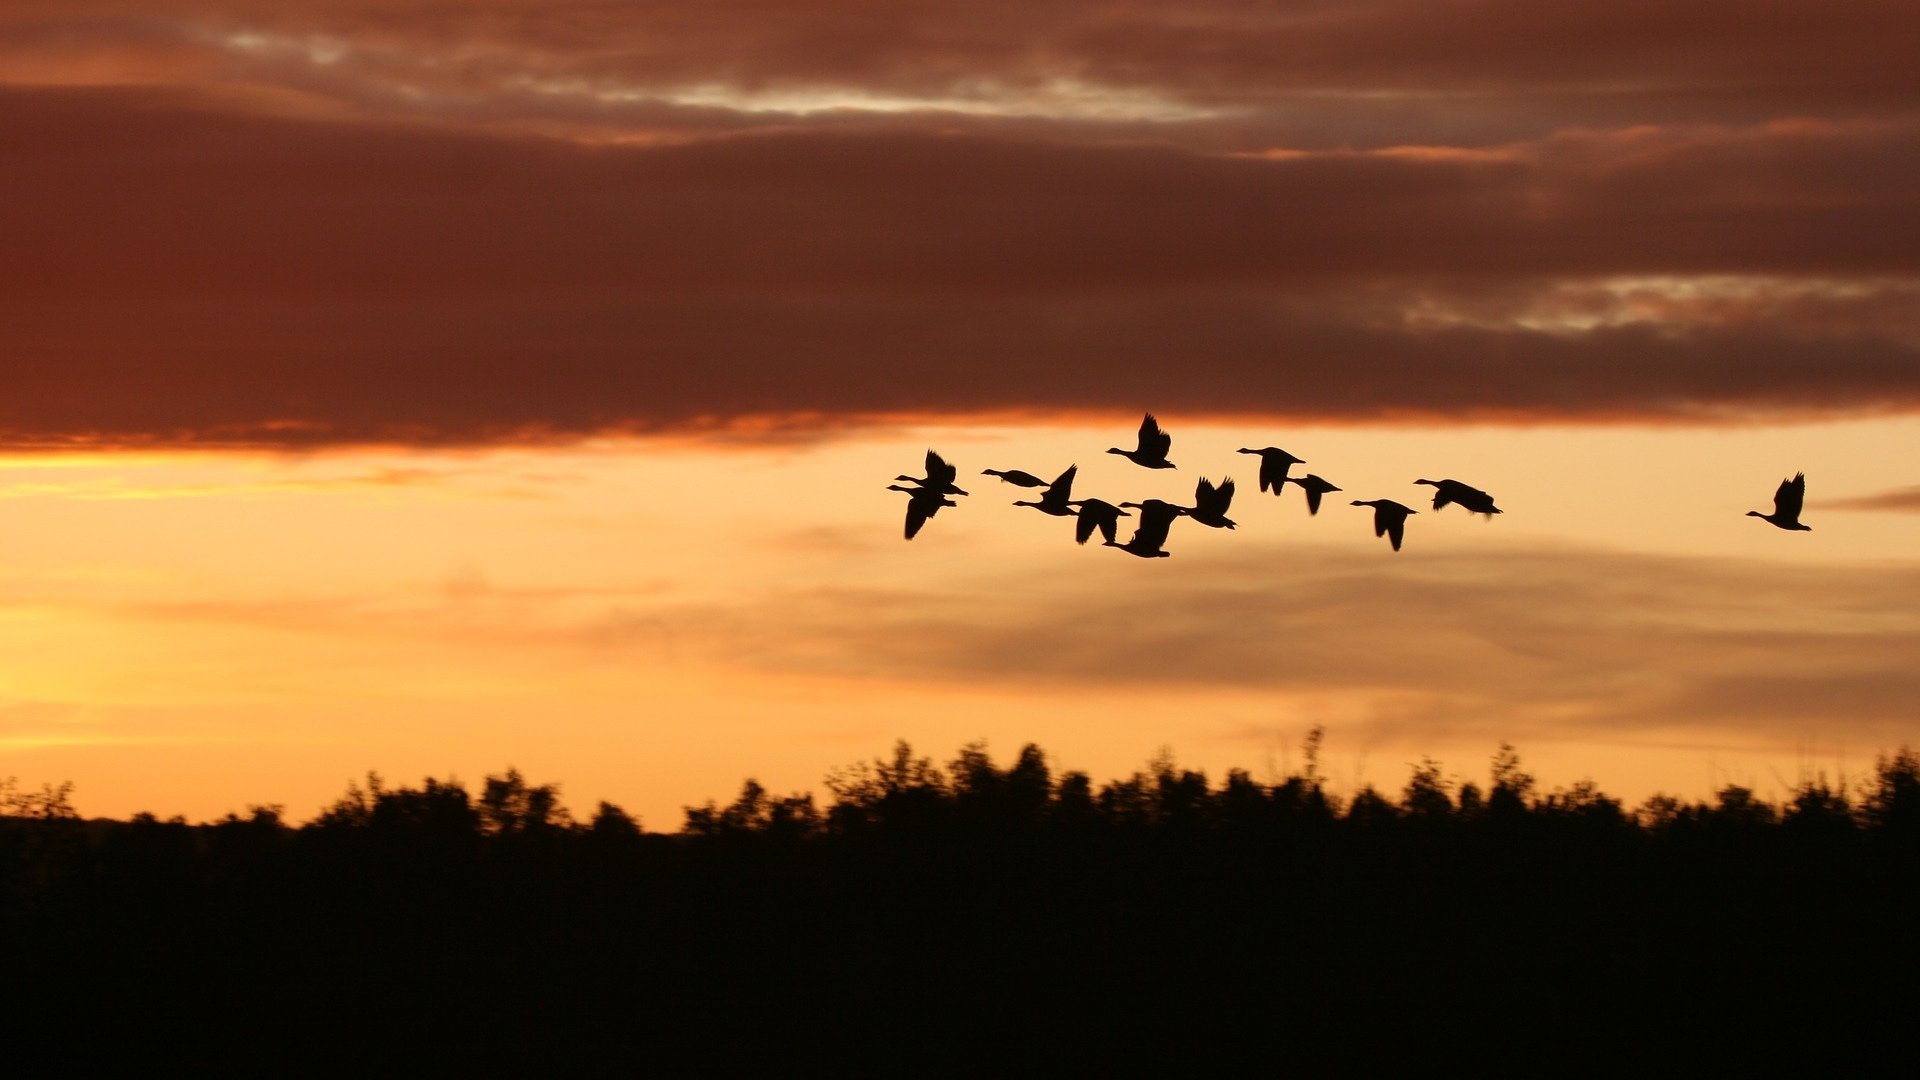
5 741 1918 1069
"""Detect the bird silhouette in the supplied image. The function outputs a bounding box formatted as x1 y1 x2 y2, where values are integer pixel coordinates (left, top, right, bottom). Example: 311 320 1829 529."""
981 468 1051 488
887 484 957 540
1237 447 1304 494
1747 473 1812 531
1184 476 1238 530
1285 474 1342 515
1414 478 1501 516
1013 465 1078 517
1107 413 1176 469
1109 499 1184 558
1067 498 1131 545
1351 499 1418 551
895 450 969 496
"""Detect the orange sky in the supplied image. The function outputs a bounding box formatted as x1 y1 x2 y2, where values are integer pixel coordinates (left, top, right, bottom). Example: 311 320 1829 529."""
1 3 1917 823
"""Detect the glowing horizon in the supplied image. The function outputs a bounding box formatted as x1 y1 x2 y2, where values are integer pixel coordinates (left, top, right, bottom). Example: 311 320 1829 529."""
1 417 1912 827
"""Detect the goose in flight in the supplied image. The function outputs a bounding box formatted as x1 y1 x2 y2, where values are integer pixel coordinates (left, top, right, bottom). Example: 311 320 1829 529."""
1285 474 1342 515
1107 413 1176 470
887 484 957 541
1013 465 1078 517
982 468 1051 489
1184 476 1238 530
1067 498 1131 545
895 450 969 496
1237 447 1305 494
1748 473 1812 531
1414 478 1501 516
1351 499 1418 552
1108 499 1185 558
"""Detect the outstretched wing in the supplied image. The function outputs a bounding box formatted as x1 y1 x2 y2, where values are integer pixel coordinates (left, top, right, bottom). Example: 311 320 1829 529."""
1773 473 1806 520
1214 477 1235 511
1386 513 1406 551
1074 510 1098 545
1260 455 1281 493
924 450 957 488
1303 484 1324 515
1193 476 1234 516
903 496 934 540
1138 413 1171 459
1134 500 1180 548
1047 464 1079 498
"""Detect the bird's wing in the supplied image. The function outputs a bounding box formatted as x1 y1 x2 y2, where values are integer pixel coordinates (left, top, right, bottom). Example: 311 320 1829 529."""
1430 488 1455 511
1386 514 1406 551
1270 453 1300 492
1776 473 1806 519
1049 464 1079 498
1074 511 1097 545
924 450 955 486
1138 502 1179 547
1304 486 1323 515
1139 413 1170 457
903 497 933 540
1196 477 1232 515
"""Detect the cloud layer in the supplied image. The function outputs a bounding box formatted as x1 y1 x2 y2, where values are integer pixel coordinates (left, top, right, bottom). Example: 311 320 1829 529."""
662 543 1920 749
3 4 1918 445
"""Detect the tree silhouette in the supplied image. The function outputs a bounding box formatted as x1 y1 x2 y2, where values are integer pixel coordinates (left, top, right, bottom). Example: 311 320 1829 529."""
5 740 1920 1063
480 768 571 835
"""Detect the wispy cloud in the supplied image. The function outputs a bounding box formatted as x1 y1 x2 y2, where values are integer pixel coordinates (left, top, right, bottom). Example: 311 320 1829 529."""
629 543 1920 748
1821 485 1920 513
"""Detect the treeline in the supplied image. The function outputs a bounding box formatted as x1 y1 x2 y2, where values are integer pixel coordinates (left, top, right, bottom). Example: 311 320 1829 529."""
5 737 1919 1065
10 732 1916 841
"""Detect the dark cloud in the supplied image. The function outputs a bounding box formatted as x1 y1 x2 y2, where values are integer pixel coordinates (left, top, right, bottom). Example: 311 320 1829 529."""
1 88 1917 446
5 0 1920 447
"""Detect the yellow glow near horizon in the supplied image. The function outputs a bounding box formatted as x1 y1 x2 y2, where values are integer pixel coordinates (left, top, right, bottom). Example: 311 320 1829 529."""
1 418 1916 826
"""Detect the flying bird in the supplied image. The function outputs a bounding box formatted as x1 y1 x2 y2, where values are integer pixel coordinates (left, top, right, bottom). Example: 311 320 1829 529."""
1351 499 1418 552
1109 499 1185 558
1237 447 1304 494
887 484 958 541
1285 474 1342 515
895 450 969 496
1107 413 1176 470
1414 478 1502 516
1184 476 1238 530
981 468 1051 488
1747 473 1812 531
1067 498 1131 545
1012 465 1079 517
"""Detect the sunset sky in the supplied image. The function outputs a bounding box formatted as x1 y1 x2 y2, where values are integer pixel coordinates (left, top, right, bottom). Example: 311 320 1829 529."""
3 1 1917 825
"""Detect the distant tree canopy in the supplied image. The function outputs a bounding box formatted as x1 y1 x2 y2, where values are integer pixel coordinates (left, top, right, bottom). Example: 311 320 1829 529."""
5 737 1920 846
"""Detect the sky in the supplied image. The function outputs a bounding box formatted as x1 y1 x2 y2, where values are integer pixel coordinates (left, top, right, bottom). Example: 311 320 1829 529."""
2 1 1917 825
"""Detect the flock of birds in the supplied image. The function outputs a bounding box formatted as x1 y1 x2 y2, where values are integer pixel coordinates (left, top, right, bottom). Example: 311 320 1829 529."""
886 413 1815 554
